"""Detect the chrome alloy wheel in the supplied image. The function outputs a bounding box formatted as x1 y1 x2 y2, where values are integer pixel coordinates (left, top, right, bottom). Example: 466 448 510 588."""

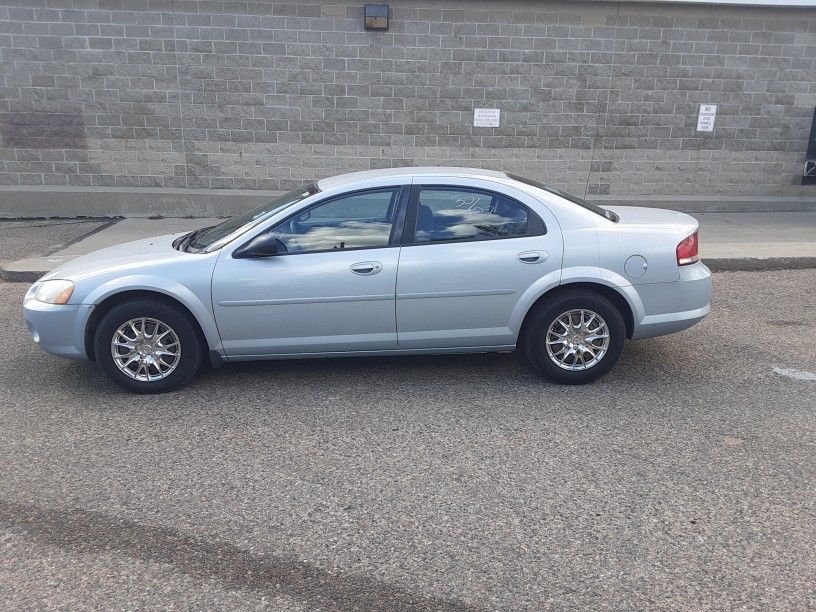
545 309 610 371
111 317 181 382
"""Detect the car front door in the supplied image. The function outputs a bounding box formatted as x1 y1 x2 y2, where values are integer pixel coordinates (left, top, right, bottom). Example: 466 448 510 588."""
212 185 407 357
395 181 563 349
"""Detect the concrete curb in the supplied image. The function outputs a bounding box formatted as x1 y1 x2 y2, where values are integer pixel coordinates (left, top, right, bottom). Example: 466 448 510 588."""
0 268 44 283
0 218 121 283
704 257 816 272
41 218 121 257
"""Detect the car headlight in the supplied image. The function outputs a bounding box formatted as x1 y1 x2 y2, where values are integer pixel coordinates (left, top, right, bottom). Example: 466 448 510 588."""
33 280 74 304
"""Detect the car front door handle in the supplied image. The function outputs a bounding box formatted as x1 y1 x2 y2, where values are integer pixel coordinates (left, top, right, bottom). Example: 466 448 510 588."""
517 250 548 264
350 261 383 275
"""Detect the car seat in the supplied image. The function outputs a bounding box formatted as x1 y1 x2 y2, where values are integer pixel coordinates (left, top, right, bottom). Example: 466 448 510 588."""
416 204 435 238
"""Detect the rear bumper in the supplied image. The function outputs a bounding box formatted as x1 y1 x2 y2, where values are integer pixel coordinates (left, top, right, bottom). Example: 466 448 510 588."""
631 262 712 339
23 295 92 360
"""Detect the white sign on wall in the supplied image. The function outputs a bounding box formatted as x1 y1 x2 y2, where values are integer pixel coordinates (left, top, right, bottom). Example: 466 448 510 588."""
473 108 501 127
696 104 717 132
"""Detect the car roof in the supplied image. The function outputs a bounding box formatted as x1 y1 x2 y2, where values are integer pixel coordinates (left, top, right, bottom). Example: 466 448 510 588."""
316 167 509 190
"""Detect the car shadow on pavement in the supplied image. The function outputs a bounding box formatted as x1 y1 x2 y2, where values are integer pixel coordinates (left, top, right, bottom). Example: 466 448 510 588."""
49 339 697 400
0 498 483 612
196 341 694 388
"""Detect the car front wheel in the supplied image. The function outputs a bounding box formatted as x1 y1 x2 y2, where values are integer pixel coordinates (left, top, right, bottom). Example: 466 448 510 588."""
523 289 625 385
93 299 203 393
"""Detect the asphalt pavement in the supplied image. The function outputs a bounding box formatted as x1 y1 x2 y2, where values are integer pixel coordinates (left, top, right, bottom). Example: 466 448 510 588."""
1 267 815 610
0 219 109 269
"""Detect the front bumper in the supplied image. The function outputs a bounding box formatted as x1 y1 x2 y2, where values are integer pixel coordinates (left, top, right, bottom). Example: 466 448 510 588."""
23 295 93 360
631 262 712 339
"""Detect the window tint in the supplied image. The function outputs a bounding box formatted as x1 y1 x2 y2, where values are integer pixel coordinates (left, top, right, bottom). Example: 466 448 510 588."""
508 174 619 222
185 184 318 251
269 188 399 254
308 190 392 220
414 187 532 243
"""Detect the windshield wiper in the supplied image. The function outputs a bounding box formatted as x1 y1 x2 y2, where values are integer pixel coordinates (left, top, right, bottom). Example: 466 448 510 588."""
178 226 214 252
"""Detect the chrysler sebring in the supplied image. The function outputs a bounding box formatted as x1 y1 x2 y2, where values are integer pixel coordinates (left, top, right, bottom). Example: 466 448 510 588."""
23 168 711 393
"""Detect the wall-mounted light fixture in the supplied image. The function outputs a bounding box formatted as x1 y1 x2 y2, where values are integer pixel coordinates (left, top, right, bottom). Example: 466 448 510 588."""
364 4 389 31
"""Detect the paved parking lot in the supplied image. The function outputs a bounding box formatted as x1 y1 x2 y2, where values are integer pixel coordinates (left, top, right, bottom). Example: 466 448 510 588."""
0 219 109 269
1 270 814 610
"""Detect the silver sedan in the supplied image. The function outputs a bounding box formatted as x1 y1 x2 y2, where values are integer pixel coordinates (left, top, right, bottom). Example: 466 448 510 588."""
23 168 711 393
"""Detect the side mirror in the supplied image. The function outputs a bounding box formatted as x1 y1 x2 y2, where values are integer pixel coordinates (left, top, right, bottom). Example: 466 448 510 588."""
233 233 286 259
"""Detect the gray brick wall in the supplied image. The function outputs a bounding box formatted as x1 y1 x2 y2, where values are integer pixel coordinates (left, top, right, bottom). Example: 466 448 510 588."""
1 0 815 206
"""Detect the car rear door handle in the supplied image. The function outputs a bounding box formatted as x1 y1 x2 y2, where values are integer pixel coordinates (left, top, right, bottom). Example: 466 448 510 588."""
517 250 548 264
350 261 382 275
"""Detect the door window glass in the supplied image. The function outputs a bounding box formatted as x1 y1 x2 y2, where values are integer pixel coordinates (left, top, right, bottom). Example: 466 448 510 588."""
415 188 532 243
269 188 399 254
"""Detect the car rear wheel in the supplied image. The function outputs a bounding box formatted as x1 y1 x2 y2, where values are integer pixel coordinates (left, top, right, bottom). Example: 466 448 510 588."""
93 300 203 393
522 289 625 385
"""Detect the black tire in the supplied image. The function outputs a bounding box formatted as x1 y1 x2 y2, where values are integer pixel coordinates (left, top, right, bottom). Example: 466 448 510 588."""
93 299 203 394
522 289 625 385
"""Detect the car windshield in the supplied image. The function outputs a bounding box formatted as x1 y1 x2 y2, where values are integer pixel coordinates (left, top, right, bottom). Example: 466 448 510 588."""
508 174 618 222
183 184 320 251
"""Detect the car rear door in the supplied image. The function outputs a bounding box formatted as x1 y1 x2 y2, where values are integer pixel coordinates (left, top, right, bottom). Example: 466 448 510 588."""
395 179 562 349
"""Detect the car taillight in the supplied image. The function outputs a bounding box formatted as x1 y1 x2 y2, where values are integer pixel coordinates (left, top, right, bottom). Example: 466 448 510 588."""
676 231 699 266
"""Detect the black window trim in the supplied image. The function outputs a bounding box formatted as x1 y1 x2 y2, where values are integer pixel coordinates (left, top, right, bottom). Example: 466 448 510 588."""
401 184 547 247
232 184 410 258
508 173 619 223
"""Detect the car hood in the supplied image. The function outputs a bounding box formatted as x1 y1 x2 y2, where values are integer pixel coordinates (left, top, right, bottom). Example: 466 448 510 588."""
41 233 193 282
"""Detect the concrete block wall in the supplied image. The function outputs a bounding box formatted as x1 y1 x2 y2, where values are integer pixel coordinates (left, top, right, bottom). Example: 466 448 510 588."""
0 0 815 215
